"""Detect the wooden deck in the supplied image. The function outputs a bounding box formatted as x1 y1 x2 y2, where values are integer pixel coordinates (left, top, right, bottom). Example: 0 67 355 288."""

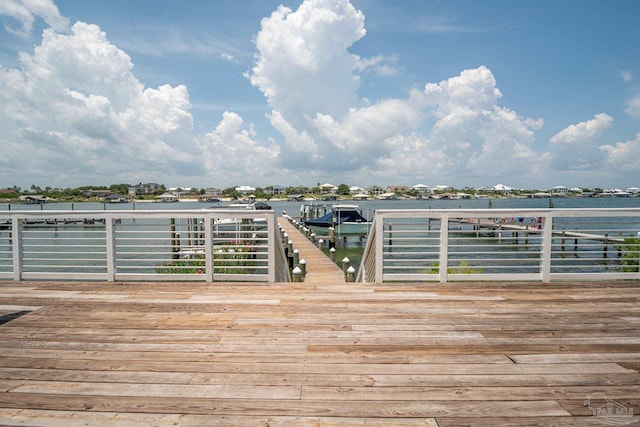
0 280 639 426
0 219 638 425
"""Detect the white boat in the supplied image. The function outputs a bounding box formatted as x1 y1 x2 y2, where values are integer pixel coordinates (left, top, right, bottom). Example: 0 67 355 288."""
209 201 271 237
303 204 371 236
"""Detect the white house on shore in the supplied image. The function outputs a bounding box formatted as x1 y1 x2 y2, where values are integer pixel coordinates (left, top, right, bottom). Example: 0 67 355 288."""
235 186 255 196
493 184 513 192
551 185 569 194
411 184 430 193
349 186 366 195
319 183 338 194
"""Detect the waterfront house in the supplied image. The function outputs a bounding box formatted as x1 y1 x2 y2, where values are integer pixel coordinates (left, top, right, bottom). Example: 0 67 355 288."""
128 183 160 196
169 187 192 198
198 188 223 202
367 185 385 196
551 185 569 195
265 185 286 196
319 183 337 194
387 185 409 194
349 186 366 195
411 184 430 193
235 186 256 196
626 187 640 195
493 183 513 192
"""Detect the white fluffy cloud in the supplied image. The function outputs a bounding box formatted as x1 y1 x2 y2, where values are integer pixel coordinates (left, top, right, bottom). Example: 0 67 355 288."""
0 0 68 36
549 113 613 145
6 0 631 189
249 0 366 128
249 0 424 173
378 67 548 183
625 94 640 120
0 21 200 185
197 111 281 183
248 1 546 186
600 133 640 171
547 113 613 172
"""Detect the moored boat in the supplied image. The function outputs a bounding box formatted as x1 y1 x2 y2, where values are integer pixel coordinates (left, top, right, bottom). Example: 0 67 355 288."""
303 204 371 236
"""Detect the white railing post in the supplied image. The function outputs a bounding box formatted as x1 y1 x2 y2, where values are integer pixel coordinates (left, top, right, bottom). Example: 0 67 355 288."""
204 216 214 282
375 213 384 283
540 212 553 282
439 212 449 283
267 213 277 282
105 215 116 282
11 217 22 281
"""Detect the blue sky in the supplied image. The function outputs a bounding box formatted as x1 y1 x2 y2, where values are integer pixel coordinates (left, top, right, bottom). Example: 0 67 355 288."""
1 0 639 190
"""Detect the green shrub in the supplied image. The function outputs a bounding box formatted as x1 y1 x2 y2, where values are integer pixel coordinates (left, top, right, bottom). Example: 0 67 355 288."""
156 241 256 275
428 260 483 274
618 238 640 273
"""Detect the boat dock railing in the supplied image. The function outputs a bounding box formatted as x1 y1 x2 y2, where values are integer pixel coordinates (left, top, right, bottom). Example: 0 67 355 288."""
358 208 640 283
0 210 290 282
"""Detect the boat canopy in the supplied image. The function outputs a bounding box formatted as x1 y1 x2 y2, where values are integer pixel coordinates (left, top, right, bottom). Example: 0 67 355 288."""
303 209 369 228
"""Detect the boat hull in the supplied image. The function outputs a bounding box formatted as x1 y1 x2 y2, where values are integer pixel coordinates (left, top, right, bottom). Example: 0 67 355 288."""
308 222 371 236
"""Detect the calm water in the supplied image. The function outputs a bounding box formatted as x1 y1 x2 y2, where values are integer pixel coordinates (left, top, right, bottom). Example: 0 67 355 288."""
3 194 639 212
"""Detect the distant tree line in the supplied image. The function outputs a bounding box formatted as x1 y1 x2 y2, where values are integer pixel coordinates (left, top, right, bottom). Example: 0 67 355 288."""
0 182 611 202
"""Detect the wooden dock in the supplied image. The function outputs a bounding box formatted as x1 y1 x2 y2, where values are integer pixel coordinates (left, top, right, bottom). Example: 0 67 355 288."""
462 218 627 244
278 217 346 285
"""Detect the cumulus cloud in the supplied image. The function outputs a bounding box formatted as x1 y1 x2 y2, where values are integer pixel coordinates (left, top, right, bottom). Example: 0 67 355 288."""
357 54 399 76
0 21 201 185
378 67 548 183
197 111 281 183
249 0 366 128
549 113 613 145
248 0 545 186
547 113 613 172
625 94 640 119
0 0 68 36
249 0 420 172
1 0 557 189
600 133 640 171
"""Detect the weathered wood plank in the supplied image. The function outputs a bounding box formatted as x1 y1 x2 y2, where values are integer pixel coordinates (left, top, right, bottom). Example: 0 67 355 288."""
0 393 571 417
7 381 302 400
301 385 640 401
191 372 640 387
0 278 638 425
436 417 595 426
0 409 440 427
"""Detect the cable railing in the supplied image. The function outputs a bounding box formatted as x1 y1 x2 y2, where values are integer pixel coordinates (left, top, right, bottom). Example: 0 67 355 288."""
357 208 640 283
0 210 289 282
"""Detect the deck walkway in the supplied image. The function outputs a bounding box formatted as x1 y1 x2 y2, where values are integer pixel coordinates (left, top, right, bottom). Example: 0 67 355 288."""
277 217 346 285
0 278 639 425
